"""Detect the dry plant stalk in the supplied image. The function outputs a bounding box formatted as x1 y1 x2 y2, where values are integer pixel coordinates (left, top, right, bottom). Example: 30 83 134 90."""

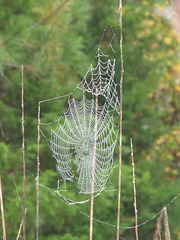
130 138 138 240
158 225 162 240
89 92 98 240
0 175 6 240
16 209 27 240
36 102 41 240
117 0 124 239
164 206 171 240
153 208 164 240
21 64 26 240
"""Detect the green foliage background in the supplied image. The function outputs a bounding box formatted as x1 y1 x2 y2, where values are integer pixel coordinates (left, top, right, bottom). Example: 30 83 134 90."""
0 0 180 239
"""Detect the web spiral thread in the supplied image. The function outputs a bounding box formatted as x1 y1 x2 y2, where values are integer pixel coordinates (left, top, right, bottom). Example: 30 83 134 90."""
41 47 120 196
50 96 117 194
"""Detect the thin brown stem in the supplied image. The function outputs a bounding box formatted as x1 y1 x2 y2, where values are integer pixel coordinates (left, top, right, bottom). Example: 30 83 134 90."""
36 102 41 240
153 209 163 240
130 138 138 240
0 175 6 240
158 224 162 240
164 206 171 240
16 209 27 240
89 92 98 240
21 64 26 240
117 0 124 239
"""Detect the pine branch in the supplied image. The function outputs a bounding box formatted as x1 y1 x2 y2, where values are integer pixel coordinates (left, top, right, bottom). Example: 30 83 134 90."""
33 0 70 27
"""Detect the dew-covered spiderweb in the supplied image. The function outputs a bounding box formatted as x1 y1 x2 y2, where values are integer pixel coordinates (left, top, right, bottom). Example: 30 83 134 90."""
40 42 120 202
50 95 117 194
77 48 120 115
37 30 180 237
49 48 119 195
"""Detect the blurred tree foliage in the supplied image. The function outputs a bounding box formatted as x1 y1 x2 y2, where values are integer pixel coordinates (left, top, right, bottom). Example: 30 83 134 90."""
0 0 180 239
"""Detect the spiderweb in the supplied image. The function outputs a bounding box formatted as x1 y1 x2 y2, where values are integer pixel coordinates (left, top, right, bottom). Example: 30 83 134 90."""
77 48 120 115
40 45 119 200
38 32 180 236
50 95 117 194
